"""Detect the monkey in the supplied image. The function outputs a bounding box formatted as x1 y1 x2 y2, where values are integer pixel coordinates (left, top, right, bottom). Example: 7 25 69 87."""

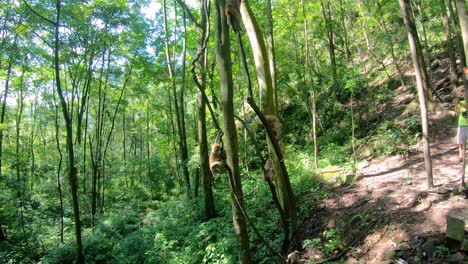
265 115 282 139
262 159 275 183
209 133 226 175
286 250 301 264
265 115 286 161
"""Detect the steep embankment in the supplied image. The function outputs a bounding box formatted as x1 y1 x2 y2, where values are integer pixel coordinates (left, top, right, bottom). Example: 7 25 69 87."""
298 54 467 263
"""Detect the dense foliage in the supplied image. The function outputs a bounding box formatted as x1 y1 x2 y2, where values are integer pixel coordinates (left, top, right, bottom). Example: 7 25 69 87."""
0 0 460 262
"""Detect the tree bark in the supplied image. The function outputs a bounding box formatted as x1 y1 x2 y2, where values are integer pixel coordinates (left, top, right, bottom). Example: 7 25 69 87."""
0 224 5 241
163 0 191 198
214 0 252 262
54 0 84 261
399 0 433 189
302 0 319 169
266 0 278 111
54 95 64 243
15 63 26 234
176 0 215 217
0 61 12 182
446 0 468 91
239 0 297 254
440 0 458 86
455 0 468 103
320 0 338 100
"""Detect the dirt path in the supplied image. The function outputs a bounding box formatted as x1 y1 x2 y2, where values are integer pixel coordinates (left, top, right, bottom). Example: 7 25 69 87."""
301 112 467 263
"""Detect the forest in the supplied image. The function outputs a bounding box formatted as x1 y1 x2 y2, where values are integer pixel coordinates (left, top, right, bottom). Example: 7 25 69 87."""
0 0 467 263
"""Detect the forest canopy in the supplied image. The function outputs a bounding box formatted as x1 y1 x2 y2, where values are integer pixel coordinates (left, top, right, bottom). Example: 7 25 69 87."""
0 0 466 263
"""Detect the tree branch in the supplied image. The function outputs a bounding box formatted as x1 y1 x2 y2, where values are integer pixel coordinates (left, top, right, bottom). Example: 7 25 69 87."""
22 0 56 26
174 0 201 30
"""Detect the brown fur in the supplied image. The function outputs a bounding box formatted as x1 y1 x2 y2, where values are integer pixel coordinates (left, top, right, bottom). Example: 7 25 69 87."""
262 159 275 182
209 142 225 175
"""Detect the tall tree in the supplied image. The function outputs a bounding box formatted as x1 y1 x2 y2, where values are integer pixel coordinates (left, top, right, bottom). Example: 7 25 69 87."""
163 0 191 198
399 0 433 189
175 0 216 218
302 0 319 170
238 0 297 254
439 0 458 86
455 0 468 101
53 0 84 261
320 0 338 99
214 0 251 262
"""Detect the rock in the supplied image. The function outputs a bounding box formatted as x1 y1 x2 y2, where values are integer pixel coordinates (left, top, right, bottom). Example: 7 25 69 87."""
446 237 462 252
421 238 437 257
345 173 363 185
446 215 466 242
462 239 468 252
384 247 397 259
345 257 360 264
357 160 370 170
437 186 451 194
447 252 465 263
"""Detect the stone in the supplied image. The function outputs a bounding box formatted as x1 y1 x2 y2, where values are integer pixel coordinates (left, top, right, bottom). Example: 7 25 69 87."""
421 238 437 257
462 239 468 252
447 252 465 263
445 237 462 252
345 257 359 264
437 186 451 194
446 215 465 242
384 247 396 259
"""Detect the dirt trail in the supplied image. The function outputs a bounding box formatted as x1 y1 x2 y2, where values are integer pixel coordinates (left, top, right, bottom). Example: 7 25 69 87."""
301 111 468 263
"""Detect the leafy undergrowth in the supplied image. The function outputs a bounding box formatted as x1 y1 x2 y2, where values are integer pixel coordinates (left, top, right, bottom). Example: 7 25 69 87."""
13 148 323 264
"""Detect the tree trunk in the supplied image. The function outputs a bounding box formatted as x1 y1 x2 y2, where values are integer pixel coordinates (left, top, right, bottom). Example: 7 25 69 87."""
214 0 251 262
266 0 278 111
54 95 64 243
302 0 319 169
0 61 12 182
455 0 468 66
440 0 458 86
320 0 338 100
0 224 5 241
176 0 215 215
239 0 297 253
163 0 191 198
54 1 84 261
399 0 433 189
455 0 468 101
446 0 468 91
15 64 26 234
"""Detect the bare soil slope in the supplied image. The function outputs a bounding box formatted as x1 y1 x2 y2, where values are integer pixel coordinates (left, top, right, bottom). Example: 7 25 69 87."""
300 111 467 263
299 53 468 263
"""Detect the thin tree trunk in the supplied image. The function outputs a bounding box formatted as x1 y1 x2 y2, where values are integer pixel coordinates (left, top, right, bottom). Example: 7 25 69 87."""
239 0 297 253
447 0 468 91
455 0 468 66
54 1 84 261
54 96 64 243
176 0 216 216
440 0 458 86
399 0 433 189
214 0 251 262
15 63 26 234
302 0 319 169
320 0 338 99
180 5 190 198
0 224 5 241
266 0 278 111
163 0 191 198
0 61 12 181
